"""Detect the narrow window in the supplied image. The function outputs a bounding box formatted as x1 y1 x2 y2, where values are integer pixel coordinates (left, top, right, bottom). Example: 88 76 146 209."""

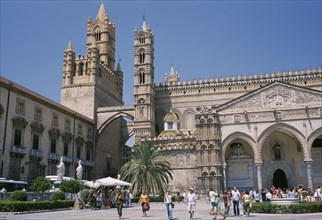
63 141 69 156
32 134 40 150
50 139 56 153
86 148 91 161
140 71 145 84
76 146 81 159
13 128 22 146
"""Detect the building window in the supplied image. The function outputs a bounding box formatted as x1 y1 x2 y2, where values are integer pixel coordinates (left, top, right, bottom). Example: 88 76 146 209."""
52 114 59 127
50 139 56 153
139 52 145 64
13 128 22 146
139 71 145 84
87 127 93 138
94 32 101 41
77 123 82 135
168 122 173 130
63 141 69 156
34 107 42 121
86 148 91 161
139 35 145 44
64 118 71 131
16 99 25 115
76 146 81 159
32 134 40 150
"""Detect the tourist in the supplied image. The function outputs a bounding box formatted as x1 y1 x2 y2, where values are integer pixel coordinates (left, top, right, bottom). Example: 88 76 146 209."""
115 189 124 220
222 190 231 218
182 191 187 203
231 187 240 216
139 191 150 217
164 190 173 220
261 188 267 202
186 188 197 219
210 189 226 220
266 189 272 202
254 190 260 202
209 188 216 215
241 190 252 216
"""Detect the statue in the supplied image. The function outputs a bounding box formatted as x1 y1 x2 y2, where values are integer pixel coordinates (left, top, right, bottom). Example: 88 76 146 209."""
57 156 65 181
76 160 83 180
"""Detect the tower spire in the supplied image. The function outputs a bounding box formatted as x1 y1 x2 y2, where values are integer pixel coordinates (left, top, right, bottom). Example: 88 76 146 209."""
96 2 107 21
142 16 148 32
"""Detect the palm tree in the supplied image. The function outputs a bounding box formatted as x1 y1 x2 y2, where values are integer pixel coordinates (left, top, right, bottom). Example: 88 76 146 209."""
120 142 173 195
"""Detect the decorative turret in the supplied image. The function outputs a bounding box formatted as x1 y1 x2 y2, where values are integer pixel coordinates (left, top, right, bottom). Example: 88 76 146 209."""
62 41 75 86
165 65 180 84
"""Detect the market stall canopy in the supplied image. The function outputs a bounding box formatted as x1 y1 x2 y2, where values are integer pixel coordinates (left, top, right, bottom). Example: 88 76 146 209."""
96 176 131 186
84 180 100 189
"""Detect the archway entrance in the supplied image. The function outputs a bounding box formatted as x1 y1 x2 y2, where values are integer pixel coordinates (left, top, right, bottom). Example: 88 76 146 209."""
273 169 288 188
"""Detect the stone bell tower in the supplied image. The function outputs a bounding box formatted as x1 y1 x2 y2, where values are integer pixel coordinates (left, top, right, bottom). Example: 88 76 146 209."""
60 2 123 120
133 18 156 143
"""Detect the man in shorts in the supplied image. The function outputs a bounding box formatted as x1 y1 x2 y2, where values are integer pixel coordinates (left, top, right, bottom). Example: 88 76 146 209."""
186 188 197 219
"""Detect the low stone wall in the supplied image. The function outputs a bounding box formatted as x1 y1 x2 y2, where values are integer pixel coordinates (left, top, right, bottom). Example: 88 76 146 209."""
271 198 300 205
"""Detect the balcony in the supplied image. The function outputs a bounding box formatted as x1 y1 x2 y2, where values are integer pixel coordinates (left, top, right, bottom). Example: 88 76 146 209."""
62 155 72 163
30 149 43 158
48 153 60 161
10 145 27 155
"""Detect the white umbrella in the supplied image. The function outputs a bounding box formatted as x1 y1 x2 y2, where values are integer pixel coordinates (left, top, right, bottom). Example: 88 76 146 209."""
84 180 100 189
96 176 131 187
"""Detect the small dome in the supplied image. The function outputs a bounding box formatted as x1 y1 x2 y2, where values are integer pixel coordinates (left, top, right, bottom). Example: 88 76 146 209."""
164 111 179 122
158 130 183 138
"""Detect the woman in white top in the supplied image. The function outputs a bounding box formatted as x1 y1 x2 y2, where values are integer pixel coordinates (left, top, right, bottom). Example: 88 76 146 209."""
164 190 173 220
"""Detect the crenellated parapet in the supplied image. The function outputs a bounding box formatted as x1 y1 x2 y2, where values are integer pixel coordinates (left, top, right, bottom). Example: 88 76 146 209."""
155 67 322 95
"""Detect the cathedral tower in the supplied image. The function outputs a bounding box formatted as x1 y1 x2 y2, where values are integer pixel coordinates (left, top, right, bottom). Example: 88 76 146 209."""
133 19 156 143
60 3 123 119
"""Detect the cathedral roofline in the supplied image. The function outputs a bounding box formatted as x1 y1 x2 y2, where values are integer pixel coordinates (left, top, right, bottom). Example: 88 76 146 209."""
155 67 322 91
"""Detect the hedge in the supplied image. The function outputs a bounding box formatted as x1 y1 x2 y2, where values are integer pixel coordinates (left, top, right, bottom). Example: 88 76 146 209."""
251 201 322 214
0 200 75 212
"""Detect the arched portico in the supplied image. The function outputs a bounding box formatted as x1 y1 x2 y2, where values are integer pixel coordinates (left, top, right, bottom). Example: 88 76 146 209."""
221 132 258 190
258 123 307 189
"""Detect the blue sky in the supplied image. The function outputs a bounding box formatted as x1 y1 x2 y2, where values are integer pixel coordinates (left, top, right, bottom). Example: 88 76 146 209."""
1 0 321 105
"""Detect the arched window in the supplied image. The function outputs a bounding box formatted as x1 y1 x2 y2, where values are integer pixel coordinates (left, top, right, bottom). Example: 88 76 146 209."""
79 62 84 76
94 31 101 41
139 52 145 64
139 35 145 44
139 71 145 84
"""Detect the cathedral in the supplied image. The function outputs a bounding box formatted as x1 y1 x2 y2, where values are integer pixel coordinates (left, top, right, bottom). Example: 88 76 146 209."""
1 3 321 193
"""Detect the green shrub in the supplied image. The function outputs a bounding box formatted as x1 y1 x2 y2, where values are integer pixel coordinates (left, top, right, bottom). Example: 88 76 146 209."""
81 188 90 204
251 201 322 214
10 190 27 201
52 191 65 200
0 200 74 212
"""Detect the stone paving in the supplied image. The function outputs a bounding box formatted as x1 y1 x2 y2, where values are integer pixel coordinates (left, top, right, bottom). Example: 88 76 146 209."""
1 201 321 220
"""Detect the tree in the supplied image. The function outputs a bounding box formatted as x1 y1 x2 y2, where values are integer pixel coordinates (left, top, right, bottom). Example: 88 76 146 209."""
59 180 82 194
120 142 173 195
30 176 52 201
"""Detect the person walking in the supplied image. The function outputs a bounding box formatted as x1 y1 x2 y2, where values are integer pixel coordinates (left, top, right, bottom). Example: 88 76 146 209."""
115 190 124 220
231 187 240 216
241 190 251 216
222 190 231 218
209 189 226 220
164 190 173 220
138 191 150 217
186 188 197 219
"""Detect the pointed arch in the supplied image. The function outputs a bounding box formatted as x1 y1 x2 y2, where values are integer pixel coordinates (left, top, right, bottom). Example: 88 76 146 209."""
97 112 134 135
307 127 322 159
222 132 258 162
258 123 307 160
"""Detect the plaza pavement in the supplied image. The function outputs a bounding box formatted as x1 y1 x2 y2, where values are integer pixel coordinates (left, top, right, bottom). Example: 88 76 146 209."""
1 200 321 220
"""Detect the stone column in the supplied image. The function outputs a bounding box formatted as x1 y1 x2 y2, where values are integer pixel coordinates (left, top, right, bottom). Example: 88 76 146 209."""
305 161 313 189
256 164 262 192
222 162 227 190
